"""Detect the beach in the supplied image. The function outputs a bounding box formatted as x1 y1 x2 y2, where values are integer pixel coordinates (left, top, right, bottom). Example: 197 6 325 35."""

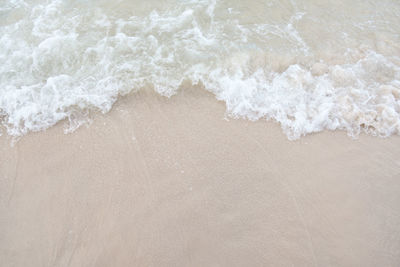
1 0 400 265
1 88 400 266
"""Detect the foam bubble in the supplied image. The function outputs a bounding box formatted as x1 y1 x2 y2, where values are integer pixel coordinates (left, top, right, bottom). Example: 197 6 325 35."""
1 0 400 139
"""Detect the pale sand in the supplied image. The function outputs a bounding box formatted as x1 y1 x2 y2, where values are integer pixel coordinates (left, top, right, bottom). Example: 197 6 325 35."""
1 87 400 267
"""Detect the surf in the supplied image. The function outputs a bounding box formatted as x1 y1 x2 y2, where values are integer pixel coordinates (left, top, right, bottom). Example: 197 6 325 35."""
1 0 399 139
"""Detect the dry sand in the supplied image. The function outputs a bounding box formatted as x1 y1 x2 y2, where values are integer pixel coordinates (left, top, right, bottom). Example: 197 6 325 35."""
1 88 400 266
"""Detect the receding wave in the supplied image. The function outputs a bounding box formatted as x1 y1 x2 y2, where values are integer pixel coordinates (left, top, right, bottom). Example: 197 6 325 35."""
1 0 400 139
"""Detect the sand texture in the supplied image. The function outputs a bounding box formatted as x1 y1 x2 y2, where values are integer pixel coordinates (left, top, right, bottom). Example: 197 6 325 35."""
1 88 400 266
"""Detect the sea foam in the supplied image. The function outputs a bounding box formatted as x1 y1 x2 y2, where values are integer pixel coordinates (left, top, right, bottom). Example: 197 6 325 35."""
1 0 399 139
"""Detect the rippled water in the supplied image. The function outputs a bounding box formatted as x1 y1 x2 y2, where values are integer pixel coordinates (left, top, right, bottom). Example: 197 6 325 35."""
1 0 400 139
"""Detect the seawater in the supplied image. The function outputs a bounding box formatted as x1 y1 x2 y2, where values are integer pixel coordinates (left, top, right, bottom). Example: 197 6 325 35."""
1 0 400 139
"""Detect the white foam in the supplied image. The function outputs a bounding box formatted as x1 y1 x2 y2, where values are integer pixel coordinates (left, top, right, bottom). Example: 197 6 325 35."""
1 0 400 139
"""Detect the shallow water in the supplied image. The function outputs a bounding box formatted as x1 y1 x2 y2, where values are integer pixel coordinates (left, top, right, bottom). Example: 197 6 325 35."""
1 0 399 139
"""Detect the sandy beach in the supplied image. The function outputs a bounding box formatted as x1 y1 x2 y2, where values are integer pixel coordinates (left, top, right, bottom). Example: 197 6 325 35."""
2 0 400 266
1 88 400 266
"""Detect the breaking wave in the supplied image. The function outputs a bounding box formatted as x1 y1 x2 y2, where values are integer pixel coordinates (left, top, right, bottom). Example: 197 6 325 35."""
1 0 400 139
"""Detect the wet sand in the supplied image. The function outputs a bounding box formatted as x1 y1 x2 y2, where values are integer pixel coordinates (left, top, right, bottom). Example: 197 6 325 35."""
1 88 400 266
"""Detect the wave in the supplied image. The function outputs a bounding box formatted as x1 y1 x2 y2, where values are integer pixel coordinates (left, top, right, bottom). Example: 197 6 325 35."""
1 0 400 139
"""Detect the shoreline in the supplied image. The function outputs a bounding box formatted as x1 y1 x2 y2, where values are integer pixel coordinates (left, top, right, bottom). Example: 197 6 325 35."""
1 88 400 266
